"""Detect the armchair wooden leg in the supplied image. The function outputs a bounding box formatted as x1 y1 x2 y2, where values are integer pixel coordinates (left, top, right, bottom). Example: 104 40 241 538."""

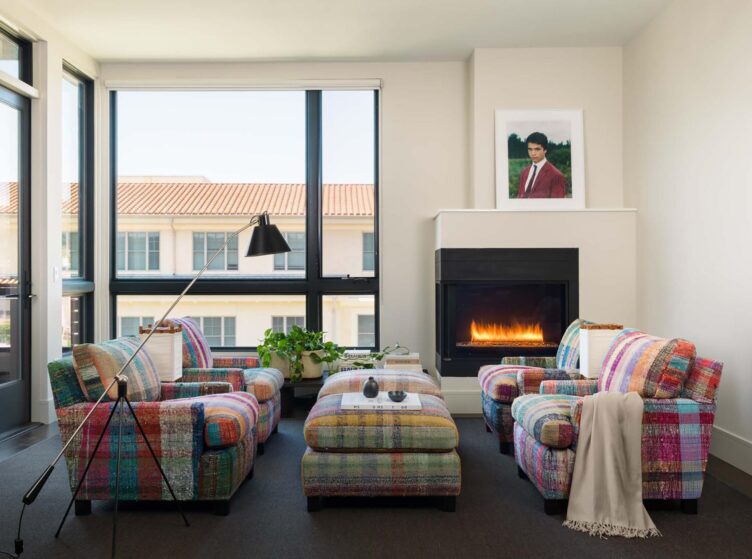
517 466 528 480
74 500 91 516
485 423 492 433
272 424 278 435
247 467 254 481
214 500 230 516
440 496 456 512
499 441 513 455
307 496 323 512
680 499 698 514
257 442 265 456
544 499 567 515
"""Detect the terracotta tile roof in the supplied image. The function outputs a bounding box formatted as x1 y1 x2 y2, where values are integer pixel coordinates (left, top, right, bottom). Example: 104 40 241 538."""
0 182 374 217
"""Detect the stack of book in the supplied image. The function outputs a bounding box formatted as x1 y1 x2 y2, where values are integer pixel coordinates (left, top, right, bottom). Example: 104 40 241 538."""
382 353 423 372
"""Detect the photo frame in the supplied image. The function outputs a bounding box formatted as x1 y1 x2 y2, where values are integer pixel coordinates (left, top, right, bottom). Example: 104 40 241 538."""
495 109 585 210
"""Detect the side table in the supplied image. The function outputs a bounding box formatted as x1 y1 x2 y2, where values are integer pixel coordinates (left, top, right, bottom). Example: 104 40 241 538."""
281 373 328 418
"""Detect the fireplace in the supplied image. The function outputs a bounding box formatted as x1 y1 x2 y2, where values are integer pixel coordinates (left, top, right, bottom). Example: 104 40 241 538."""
435 248 578 376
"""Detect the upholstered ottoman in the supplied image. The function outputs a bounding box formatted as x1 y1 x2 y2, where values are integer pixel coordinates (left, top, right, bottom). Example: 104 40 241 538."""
318 368 443 399
301 393 461 511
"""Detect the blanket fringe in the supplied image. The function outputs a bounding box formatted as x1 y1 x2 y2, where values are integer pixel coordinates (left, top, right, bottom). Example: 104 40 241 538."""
563 519 662 539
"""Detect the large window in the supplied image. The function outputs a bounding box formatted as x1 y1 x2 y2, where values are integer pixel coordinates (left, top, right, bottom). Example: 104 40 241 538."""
61 66 94 351
190 316 236 346
117 232 159 272
111 90 378 348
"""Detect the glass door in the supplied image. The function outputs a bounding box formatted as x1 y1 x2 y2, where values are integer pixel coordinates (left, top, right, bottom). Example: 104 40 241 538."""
0 85 31 437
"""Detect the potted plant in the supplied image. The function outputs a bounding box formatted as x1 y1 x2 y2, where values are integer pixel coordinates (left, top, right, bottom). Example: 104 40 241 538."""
257 325 343 383
342 343 409 370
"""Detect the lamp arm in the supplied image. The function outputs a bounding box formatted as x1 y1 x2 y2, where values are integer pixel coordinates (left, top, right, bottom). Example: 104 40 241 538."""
23 215 264 506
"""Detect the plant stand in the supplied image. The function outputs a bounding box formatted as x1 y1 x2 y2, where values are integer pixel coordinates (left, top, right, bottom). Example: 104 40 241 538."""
280 373 328 418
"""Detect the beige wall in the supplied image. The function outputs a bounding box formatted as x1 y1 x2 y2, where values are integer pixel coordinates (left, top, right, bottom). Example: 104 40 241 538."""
624 0 752 473
470 47 623 209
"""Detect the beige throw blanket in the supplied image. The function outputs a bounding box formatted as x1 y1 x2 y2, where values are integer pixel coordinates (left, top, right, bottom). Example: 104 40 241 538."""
564 392 660 538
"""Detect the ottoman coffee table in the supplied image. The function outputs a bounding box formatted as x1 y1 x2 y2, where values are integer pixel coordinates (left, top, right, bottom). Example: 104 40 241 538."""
301 391 461 511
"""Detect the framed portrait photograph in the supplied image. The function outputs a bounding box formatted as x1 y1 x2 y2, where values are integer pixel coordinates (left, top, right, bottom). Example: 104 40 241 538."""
495 109 585 210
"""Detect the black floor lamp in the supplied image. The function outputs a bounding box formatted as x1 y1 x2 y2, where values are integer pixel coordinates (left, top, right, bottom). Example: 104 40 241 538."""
12 212 290 559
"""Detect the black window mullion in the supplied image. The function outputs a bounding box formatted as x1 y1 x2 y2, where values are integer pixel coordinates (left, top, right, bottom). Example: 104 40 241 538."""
305 90 322 332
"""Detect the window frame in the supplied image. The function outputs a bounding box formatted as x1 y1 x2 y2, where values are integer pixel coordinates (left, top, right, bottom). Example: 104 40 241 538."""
192 232 239 272
61 64 95 352
109 90 380 350
116 231 160 272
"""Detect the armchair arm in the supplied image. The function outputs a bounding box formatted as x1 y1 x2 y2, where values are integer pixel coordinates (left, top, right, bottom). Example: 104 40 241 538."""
212 356 259 369
161 381 232 400
517 368 582 395
539 378 598 396
501 356 557 368
55 399 205 500
181 368 245 391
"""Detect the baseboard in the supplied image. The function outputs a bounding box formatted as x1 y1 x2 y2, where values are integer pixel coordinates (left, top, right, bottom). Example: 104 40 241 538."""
439 377 482 415
31 398 55 425
711 426 752 475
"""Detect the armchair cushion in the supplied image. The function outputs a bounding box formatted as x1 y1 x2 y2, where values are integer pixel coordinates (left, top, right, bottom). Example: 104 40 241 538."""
212 356 259 369
181 368 246 392
478 365 524 403
511 394 580 449
501 356 557 368
242 368 284 402
540 379 599 396
160 382 233 400
516 368 581 395
681 357 723 404
599 329 696 398
555 318 593 369
202 392 259 449
72 336 161 402
165 317 214 369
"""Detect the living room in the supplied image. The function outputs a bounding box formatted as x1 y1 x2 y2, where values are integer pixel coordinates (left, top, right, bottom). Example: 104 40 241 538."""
0 0 750 557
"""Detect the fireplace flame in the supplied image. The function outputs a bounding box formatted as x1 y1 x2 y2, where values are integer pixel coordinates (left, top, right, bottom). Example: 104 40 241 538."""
470 320 544 344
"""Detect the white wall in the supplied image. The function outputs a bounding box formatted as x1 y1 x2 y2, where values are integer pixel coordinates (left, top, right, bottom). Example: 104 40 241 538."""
470 47 623 209
624 0 752 473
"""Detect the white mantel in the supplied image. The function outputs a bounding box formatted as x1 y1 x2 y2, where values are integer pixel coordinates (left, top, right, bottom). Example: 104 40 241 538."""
434 208 637 413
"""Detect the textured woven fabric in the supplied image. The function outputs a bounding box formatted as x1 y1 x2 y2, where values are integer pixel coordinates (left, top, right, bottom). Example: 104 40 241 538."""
304 394 458 452
478 364 526 403
56 400 204 500
517 368 581 395
556 319 592 369
514 422 575 500
511 394 578 449
501 356 557 368
681 357 723 404
165 317 214 369
199 430 256 500
181 368 246 392
256 392 281 443
540 379 599 396
481 391 513 442
202 392 260 449
49 357 87 409
301 447 461 497
318 369 442 399
243 368 285 402
72 337 161 402
599 329 696 398
160 382 232 399
212 356 259 369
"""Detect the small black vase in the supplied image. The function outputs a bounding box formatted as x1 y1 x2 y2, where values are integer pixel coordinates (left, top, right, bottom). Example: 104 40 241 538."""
362 376 379 398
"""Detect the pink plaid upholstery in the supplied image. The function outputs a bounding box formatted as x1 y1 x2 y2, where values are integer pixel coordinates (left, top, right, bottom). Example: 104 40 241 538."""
681 357 723 404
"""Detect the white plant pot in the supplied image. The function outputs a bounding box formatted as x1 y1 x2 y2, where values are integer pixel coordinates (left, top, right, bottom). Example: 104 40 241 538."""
301 351 325 379
270 352 291 378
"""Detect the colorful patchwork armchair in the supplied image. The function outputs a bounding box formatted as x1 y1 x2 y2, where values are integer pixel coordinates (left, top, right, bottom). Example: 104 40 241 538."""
511 329 723 515
48 336 260 516
478 319 590 454
165 317 284 454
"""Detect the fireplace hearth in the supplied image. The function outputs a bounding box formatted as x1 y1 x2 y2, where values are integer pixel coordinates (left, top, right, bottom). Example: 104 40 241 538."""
435 248 578 376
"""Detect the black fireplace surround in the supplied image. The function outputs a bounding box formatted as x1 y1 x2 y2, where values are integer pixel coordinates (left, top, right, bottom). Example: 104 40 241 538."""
435 248 578 376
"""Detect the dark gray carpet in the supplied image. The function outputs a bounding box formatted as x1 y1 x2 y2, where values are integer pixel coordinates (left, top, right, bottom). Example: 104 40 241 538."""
1 417 751 559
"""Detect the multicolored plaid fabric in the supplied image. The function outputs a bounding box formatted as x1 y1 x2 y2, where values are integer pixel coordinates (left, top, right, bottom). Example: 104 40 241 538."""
56 399 204 500
301 447 461 497
202 392 260 449
243 368 284 402
165 317 214 369
481 392 513 442
681 357 723 404
511 394 578 449
539 378 599 396
305 394 458 452
256 392 281 443
641 398 715 499
478 364 526 403
514 422 575 500
319 369 442 399
160 381 232 399
599 329 696 398
72 336 161 402
181 368 246 392
501 356 557 367
49 357 87 408
200 429 256 500
556 319 593 369
212 356 259 369
517 368 581 395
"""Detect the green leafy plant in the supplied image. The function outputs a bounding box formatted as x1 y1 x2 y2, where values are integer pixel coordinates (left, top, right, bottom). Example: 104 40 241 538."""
258 325 344 383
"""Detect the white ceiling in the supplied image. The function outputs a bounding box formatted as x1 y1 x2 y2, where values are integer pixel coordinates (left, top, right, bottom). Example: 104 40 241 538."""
20 0 670 62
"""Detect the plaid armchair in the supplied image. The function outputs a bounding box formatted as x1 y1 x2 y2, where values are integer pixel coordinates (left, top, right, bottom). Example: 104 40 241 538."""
511 330 723 515
48 352 259 516
478 319 589 454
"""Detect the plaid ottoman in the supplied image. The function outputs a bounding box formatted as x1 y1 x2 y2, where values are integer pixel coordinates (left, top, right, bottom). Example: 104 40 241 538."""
301 393 461 511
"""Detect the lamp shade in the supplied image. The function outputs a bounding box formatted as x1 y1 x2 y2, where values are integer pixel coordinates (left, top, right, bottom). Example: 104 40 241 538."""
246 214 291 257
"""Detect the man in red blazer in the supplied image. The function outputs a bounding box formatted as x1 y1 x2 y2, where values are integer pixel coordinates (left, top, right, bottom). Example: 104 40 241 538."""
516 132 567 198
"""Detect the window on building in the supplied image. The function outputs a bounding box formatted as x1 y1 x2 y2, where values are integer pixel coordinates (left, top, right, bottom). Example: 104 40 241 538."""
357 315 376 347
271 316 305 334
362 232 375 272
189 316 236 347
62 232 80 274
273 232 305 271
193 232 238 271
120 316 154 337
117 232 160 271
